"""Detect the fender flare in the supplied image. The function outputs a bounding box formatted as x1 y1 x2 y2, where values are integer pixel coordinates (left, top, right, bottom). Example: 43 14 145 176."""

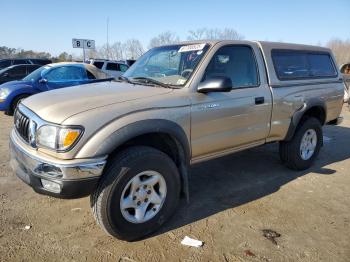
94 119 191 201
284 98 327 141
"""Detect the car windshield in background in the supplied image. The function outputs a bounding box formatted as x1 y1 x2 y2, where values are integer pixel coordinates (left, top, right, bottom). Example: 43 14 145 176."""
123 43 210 87
22 66 49 81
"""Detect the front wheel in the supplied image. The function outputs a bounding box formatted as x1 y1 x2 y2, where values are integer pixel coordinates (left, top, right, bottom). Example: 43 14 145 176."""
7 94 29 115
279 117 323 170
91 146 180 241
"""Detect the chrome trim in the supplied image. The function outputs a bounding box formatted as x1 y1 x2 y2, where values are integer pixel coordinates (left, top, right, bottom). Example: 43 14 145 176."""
10 133 106 180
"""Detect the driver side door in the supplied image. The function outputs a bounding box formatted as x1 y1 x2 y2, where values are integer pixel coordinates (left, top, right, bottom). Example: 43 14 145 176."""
190 44 272 162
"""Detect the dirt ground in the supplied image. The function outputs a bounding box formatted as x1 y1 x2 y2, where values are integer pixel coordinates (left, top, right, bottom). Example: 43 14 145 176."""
0 106 350 262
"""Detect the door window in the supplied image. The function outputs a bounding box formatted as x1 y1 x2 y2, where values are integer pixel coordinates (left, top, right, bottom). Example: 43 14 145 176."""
119 64 128 72
203 45 259 88
9 66 26 76
45 66 86 81
93 61 104 69
106 63 119 71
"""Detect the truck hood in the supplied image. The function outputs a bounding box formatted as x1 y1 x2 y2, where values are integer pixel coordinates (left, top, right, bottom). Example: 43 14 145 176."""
22 81 173 123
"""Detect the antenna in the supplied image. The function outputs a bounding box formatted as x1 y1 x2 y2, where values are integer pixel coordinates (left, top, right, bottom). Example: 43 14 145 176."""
107 17 110 59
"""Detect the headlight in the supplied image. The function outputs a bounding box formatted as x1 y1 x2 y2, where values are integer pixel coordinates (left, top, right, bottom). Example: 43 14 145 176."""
36 125 83 151
0 89 9 100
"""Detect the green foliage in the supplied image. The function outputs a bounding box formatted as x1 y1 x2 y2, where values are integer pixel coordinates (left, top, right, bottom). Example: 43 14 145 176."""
0 46 74 62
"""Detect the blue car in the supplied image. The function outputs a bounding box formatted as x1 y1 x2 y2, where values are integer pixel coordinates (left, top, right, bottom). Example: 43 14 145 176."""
0 62 111 115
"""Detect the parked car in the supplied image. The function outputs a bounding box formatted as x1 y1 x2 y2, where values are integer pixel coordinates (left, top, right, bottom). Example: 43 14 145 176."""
0 58 52 70
340 63 350 102
10 41 343 241
0 62 111 114
89 59 129 77
0 64 41 84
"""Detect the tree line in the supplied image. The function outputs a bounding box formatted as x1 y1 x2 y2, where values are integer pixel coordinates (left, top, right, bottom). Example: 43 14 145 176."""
1 28 349 66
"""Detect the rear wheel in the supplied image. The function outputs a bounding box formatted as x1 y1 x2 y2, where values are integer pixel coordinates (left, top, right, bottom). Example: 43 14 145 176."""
91 146 180 241
279 117 323 170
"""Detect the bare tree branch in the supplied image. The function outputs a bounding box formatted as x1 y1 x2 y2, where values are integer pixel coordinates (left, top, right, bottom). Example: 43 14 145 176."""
326 38 350 66
187 27 244 40
148 31 180 48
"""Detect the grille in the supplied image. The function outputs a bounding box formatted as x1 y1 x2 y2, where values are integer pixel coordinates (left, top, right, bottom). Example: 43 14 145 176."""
14 110 30 142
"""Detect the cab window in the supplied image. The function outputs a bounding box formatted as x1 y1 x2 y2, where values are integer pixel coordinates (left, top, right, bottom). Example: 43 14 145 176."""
272 50 337 80
203 45 259 88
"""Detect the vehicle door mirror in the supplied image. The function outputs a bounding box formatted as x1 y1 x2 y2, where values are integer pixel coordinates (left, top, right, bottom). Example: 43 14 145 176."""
197 76 232 93
38 78 48 84
3 72 9 78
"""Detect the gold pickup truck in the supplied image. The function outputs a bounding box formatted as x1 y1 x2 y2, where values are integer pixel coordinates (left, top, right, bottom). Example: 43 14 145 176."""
10 40 344 240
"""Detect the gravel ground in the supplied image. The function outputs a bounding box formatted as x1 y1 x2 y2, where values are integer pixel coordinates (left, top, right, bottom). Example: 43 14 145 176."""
0 106 349 262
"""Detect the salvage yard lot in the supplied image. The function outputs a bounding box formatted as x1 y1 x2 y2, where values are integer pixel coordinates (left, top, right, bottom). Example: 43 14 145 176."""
0 106 350 262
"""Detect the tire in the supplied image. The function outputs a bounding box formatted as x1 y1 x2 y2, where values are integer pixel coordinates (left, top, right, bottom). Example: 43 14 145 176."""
279 117 323 170
8 94 29 115
91 146 181 241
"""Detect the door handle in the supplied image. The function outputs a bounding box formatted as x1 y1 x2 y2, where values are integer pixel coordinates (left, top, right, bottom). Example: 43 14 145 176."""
255 97 265 105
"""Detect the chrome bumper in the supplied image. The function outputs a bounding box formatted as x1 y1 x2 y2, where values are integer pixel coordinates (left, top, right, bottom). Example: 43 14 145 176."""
10 131 107 198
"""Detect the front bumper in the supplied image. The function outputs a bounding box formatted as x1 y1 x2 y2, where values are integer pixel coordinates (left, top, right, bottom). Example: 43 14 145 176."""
9 131 107 198
0 100 9 111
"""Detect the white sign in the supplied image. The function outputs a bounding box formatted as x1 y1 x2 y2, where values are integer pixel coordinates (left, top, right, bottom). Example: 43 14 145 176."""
72 39 95 49
178 43 206 53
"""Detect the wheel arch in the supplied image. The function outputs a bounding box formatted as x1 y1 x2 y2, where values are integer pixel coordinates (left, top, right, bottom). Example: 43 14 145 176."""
284 99 326 141
94 119 191 200
7 92 33 114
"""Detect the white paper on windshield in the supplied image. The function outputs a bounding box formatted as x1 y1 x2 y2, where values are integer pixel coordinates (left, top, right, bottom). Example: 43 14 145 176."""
178 44 206 53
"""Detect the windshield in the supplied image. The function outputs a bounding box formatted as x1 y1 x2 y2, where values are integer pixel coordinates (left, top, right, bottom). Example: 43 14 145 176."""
23 66 49 81
123 43 210 87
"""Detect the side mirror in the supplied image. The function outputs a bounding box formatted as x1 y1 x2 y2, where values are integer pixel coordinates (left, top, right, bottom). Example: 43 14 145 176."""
38 78 48 84
197 76 232 93
3 72 9 77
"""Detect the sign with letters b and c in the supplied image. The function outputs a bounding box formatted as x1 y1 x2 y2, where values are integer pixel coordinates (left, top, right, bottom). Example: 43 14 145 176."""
72 39 95 49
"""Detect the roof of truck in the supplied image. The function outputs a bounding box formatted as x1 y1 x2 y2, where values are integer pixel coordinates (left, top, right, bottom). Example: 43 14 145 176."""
166 40 331 52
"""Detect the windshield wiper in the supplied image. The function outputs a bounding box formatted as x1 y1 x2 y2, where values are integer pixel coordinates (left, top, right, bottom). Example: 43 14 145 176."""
132 77 171 88
118 75 134 84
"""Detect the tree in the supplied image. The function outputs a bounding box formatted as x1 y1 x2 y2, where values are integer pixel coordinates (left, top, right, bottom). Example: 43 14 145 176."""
187 27 244 40
110 42 124 60
57 52 73 62
148 31 180 48
0 46 17 59
123 39 144 59
326 38 350 66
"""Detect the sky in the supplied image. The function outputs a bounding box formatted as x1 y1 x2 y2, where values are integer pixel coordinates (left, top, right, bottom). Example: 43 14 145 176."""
1 0 349 56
